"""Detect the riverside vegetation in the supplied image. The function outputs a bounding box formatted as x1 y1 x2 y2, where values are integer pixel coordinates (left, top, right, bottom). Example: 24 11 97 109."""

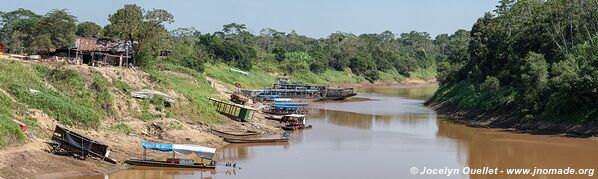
428 0 598 135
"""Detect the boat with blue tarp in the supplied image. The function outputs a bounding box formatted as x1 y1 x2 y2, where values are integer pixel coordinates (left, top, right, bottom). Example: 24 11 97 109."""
124 141 217 169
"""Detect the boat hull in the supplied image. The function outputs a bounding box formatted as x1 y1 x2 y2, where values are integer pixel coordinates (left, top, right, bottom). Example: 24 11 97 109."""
125 159 216 169
224 138 288 143
282 125 313 130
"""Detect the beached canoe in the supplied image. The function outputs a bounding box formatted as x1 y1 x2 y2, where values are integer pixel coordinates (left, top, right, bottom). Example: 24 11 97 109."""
281 125 313 131
265 115 283 121
125 159 216 169
224 138 288 143
211 129 261 137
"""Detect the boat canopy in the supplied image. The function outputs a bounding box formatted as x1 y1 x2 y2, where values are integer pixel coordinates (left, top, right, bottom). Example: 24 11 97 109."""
142 141 216 160
273 102 308 106
273 98 292 103
257 94 279 99
285 114 305 118
272 105 301 109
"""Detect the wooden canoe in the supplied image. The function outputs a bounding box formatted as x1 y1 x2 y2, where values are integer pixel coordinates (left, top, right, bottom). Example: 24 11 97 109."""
265 115 283 121
224 138 288 143
211 129 261 137
281 125 313 131
125 159 216 169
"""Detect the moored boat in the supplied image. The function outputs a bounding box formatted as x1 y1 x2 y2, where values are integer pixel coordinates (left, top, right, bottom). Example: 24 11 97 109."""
125 141 217 169
211 128 261 137
125 159 216 169
224 138 289 143
318 87 357 101
262 105 308 115
282 124 313 130
279 114 312 130
265 115 283 121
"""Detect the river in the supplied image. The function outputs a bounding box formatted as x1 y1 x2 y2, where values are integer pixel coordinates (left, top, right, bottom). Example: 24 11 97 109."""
75 86 598 179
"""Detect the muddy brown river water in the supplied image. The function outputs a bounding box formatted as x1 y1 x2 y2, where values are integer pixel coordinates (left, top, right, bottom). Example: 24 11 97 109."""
75 86 598 179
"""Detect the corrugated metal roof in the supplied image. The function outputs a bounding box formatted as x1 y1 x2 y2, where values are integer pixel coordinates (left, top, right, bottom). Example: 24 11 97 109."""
75 37 132 53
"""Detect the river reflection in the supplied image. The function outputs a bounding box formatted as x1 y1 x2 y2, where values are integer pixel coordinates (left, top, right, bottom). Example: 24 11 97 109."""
74 86 597 179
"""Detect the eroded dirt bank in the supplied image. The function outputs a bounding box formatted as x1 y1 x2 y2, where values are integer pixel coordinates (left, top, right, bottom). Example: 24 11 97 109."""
0 61 282 179
426 100 598 138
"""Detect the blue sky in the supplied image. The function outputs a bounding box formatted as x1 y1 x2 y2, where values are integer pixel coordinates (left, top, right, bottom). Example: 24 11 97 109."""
1 0 498 38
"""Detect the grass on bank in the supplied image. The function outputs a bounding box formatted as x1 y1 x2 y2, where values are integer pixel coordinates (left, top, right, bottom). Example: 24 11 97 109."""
0 60 102 128
152 62 225 124
204 63 276 88
0 91 26 147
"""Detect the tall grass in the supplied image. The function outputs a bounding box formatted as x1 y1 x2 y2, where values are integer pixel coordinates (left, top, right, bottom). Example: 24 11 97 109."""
408 68 437 80
0 92 26 147
150 63 225 124
0 60 100 128
204 63 276 88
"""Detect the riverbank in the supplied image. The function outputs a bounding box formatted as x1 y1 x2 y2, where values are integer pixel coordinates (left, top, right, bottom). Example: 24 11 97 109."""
0 57 436 179
425 100 598 138
0 58 284 179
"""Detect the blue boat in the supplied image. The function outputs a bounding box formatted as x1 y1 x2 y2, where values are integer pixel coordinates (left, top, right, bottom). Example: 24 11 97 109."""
273 102 309 106
125 141 217 169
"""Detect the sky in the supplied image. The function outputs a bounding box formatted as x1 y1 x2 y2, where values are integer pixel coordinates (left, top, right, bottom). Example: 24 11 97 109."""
1 0 498 38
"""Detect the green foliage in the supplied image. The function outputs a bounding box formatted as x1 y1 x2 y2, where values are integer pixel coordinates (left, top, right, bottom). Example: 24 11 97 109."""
33 9 77 52
113 79 132 93
167 38 206 73
108 4 173 67
408 68 437 80
434 0 598 122
0 91 26 147
91 74 113 115
197 34 256 71
282 52 310 74
0 8 40 52
76 21 103 37
148 66 224 124
0 61 100 127
149 95 166 111
204 63 275 88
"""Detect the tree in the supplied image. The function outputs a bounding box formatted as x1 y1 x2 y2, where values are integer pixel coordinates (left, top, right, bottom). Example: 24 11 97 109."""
518 52 548 110
34 9 77 51
108 4 174 66
30 34 54 54
9 30 25 54
0 8 40 50
76 21 102 37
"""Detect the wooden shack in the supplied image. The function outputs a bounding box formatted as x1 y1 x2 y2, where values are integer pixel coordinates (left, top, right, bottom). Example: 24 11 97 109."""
57 37 132 67
207 97 254 122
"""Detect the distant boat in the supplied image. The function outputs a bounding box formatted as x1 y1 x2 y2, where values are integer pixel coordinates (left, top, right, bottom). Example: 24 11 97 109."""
125 141 216 169
262 105 308 115
281 124 313 130
279 114 313 130
318 87 357 101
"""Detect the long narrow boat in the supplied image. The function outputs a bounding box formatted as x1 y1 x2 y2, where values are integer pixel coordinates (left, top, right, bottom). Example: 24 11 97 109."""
224 138 288 143
282 125 313 130
125 159 216 169
125 141 217 169
211 128 261 137
265 115 283 121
